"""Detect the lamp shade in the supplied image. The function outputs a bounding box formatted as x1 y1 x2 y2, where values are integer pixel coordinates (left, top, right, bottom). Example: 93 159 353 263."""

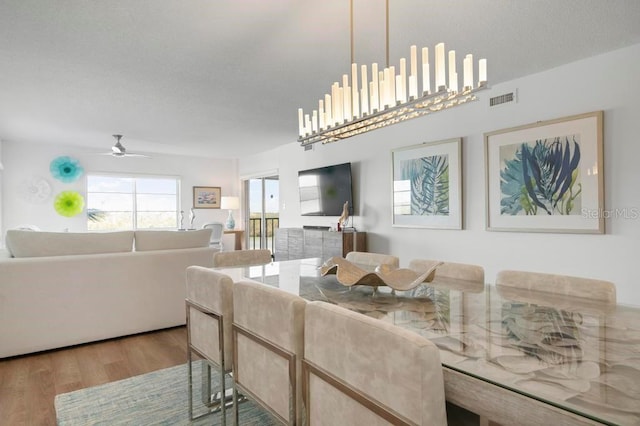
221 196 240 210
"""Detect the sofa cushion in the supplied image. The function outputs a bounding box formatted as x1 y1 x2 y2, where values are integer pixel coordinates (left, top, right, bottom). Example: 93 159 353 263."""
5 230 134 258
134 229 212 251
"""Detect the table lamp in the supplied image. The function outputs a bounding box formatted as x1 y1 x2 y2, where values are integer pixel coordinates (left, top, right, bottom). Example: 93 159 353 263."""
221 196 240 229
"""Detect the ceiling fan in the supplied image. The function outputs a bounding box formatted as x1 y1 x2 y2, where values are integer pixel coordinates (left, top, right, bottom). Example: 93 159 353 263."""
99 135 150 158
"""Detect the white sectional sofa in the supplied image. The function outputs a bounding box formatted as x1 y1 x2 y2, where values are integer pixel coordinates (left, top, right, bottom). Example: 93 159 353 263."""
0 229 216 358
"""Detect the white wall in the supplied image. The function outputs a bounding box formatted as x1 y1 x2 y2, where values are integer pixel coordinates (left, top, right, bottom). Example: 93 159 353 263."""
240 43 640 305
0 139 4 243
1 141 240 248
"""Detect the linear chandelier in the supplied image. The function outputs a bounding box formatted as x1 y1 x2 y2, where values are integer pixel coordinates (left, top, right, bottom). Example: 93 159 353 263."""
297 1 488 147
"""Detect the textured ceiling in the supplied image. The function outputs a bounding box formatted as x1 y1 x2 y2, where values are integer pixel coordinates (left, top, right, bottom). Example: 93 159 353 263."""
1 0 639 158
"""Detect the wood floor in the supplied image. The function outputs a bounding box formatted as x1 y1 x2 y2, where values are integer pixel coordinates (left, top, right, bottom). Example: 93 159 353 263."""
0 326 188 426
0 326 481 426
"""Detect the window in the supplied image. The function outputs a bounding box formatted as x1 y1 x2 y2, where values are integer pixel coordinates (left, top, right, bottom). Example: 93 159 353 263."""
246 175 279 252
87 174 180 231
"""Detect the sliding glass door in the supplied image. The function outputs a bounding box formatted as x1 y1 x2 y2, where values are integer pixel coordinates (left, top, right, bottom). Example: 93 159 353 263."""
245 175 279 252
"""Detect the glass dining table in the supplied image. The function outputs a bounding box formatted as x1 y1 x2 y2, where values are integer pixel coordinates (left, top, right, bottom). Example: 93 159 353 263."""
215 258 640 426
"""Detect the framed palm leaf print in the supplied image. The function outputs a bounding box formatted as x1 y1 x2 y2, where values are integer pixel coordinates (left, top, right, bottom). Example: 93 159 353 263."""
485 111 604 233
392 138 462 229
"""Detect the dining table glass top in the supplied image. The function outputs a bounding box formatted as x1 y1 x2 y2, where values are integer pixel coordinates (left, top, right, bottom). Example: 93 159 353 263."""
216 258 640 426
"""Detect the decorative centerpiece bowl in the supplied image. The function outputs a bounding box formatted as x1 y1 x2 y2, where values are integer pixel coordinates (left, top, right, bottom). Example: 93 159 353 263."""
320 256 442 292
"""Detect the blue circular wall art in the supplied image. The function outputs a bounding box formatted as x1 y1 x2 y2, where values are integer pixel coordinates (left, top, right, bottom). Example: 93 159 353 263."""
50 156 84 183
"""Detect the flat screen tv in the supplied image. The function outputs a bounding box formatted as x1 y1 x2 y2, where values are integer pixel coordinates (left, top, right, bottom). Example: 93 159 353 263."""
299 162 354 216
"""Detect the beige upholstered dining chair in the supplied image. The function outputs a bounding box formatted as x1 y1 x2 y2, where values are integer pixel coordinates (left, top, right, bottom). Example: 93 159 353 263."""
185 266 235 423
212 249 272 268
409 259 484 283
496 269 616 304
303 301 447 425
232 280 306 425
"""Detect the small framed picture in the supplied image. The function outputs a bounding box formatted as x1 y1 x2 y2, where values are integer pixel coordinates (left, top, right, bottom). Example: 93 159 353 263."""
391 138 463 229
193 186 221 209
485 111 604 233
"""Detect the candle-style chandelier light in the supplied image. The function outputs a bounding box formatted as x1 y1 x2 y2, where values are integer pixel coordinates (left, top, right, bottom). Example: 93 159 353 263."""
297 0 488 147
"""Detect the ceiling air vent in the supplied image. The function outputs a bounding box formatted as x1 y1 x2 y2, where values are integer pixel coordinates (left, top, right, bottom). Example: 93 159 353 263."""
489 90 517 107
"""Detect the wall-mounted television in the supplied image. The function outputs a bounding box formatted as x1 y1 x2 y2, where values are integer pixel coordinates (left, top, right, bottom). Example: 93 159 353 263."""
298 162 354 216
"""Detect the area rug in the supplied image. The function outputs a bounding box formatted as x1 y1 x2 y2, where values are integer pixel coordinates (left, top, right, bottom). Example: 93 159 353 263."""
55 361 278 425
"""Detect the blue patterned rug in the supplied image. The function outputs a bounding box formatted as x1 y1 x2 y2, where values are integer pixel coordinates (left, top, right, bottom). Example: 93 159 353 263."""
55 361 278 425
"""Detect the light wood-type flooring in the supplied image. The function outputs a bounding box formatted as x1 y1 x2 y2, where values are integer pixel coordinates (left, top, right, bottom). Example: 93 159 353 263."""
0 326 187 426
0 326 481 426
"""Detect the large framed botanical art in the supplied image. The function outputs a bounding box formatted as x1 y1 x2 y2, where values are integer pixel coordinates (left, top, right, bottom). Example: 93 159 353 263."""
193 186 221 209
485 111 604 233
392 138 462 229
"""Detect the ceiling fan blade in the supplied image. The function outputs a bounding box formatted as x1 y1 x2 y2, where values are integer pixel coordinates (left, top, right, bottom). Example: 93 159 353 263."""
123 153 151 158
93 151 150 158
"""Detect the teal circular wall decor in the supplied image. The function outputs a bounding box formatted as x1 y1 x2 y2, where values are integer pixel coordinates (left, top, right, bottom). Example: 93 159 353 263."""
50 156 84 183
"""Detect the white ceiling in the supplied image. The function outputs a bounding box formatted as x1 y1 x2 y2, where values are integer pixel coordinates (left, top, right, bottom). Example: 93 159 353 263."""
1 0 639 158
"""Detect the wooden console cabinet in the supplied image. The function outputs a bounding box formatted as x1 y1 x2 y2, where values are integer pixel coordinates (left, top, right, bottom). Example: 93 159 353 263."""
274 228 366 261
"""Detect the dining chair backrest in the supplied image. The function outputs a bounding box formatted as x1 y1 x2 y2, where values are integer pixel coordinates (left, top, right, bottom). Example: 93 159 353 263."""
232 280 306 425
303 301 447 425
409 259 484 283
496 270 616 304
212 249 272 267
202 222 224 250
185 266 234 421
345 251 400 270
186 266 234 369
